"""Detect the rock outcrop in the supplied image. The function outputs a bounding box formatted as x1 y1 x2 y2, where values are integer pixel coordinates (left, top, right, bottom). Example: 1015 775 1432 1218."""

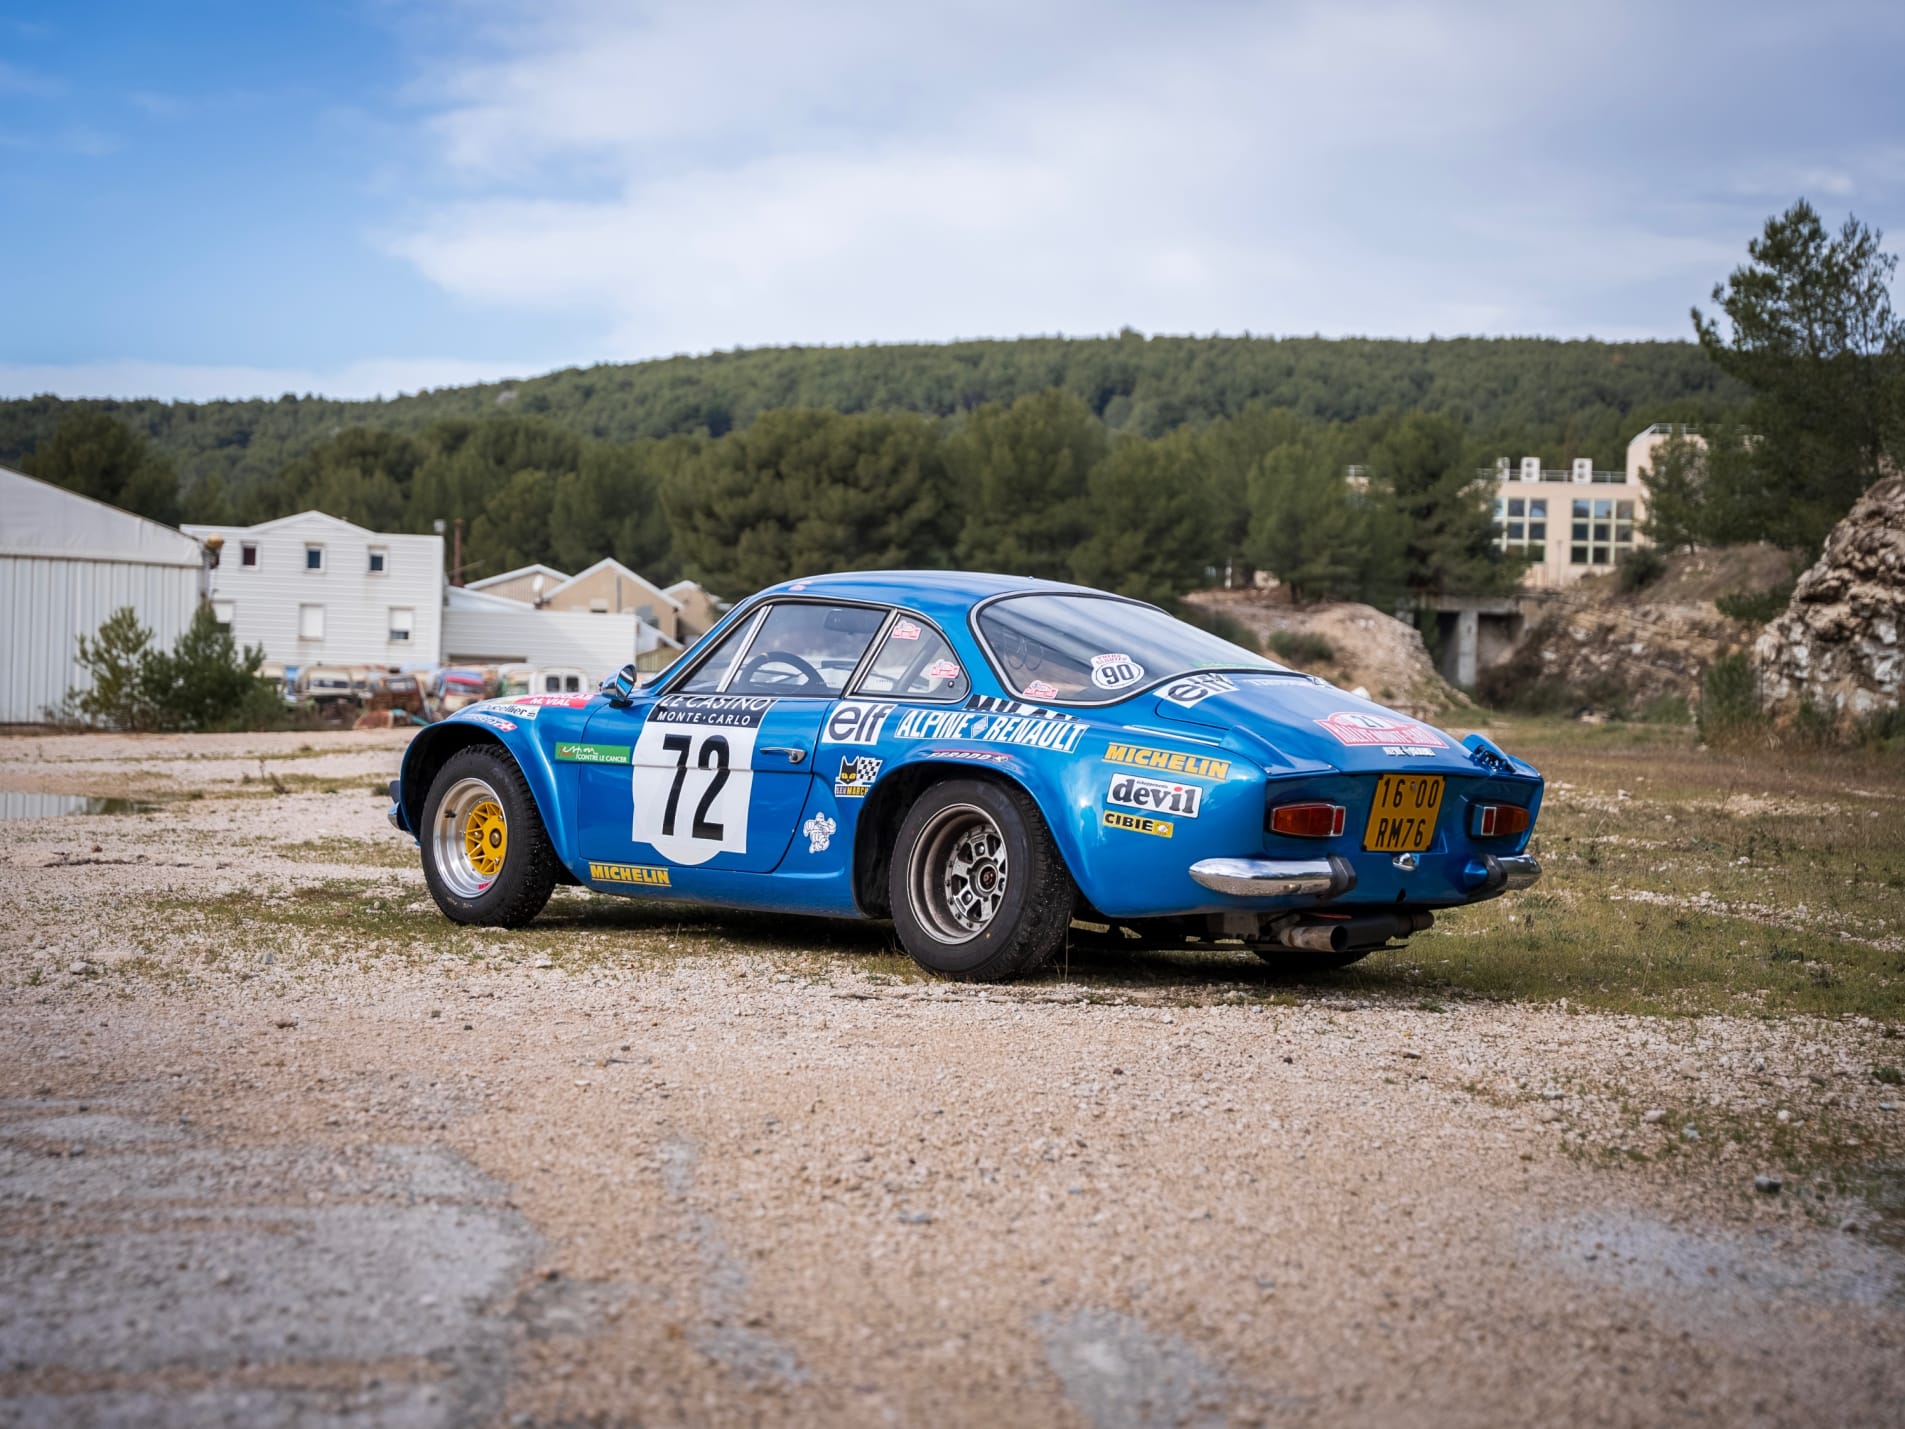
1754 475 1905 730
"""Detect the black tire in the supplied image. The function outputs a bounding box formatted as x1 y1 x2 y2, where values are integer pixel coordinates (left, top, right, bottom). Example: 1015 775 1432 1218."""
420 745 559 927
1249 948 1373 974
889 777 1075 981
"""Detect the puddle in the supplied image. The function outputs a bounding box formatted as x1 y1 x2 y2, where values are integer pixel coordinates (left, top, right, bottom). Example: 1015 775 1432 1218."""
0 792 162 819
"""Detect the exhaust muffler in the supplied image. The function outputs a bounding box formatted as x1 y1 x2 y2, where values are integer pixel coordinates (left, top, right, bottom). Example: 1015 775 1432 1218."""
1272 909 1434 953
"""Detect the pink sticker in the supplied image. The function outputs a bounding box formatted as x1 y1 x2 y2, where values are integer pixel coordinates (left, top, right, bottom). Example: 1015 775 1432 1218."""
926 660 961 680
892 620 921 641
1024 681 1060 699
510 693 591 708
1314 710 1448 748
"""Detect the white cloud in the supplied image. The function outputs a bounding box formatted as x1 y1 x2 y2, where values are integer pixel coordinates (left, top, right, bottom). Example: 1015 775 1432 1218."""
390 0 1688 351
0 356 542 402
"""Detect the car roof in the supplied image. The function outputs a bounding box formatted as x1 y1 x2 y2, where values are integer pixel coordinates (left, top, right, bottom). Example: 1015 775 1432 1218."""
752 569 1107 624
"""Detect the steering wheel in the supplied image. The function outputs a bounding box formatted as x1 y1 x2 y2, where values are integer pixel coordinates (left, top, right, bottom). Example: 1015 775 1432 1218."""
737 650 825 690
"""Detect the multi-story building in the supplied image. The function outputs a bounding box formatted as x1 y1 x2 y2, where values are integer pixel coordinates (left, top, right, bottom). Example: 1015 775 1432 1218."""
182 512 445 668
1484 424 1698 589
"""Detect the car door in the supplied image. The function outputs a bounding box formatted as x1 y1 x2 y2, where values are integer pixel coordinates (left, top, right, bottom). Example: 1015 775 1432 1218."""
576 599 888 874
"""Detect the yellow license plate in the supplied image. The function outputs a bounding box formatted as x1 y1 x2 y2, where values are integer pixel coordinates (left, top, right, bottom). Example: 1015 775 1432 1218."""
1363 775 1444 852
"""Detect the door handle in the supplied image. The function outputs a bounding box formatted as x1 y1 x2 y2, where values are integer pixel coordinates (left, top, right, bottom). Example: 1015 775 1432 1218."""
760 746 807 764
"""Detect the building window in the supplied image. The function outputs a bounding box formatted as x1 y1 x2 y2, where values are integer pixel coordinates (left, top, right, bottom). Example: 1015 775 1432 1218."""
299 603 325 641
1494 497 1547 556
211 600 235 626
590 598 610 613
368 547 387 574
1569 498 1638 566
388 606 415 644
305 544 325 572
240 543 258 568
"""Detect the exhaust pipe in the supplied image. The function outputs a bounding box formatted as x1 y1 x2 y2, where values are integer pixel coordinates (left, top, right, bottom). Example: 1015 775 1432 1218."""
1273 910 1434 953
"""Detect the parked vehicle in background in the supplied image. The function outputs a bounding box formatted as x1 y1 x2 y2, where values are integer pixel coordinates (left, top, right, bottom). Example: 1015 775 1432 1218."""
390 572 1545 981
293 665 363 724
433 667 496 714
500 665 590 698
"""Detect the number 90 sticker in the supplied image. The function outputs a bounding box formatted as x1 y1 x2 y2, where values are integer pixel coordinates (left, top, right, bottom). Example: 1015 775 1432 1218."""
1090 653 1146 691
631 696 772 865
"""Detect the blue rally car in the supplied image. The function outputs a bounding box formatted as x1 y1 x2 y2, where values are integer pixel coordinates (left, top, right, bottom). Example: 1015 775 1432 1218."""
389 571 1542 980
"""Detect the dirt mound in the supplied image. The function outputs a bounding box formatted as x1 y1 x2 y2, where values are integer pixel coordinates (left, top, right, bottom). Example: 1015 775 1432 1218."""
1755 475 1905 732
1185 590 1470 719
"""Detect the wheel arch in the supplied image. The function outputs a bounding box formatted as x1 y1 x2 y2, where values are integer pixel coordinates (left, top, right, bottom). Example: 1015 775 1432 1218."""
851 756 1082 917
398 722 579 883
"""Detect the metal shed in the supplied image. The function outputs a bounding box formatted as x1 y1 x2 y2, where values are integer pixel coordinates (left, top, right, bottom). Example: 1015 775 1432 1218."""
0 466 204 724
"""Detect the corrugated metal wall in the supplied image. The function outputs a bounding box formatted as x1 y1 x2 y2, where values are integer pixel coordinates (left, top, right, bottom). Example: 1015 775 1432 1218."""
0 555 199 723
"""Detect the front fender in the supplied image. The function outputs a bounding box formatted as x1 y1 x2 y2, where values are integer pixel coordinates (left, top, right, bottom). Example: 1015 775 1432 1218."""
394 714 573 874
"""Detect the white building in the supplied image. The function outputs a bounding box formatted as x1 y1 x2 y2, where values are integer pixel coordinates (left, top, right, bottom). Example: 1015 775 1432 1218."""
1483 425 1695 588
182 512 444 669
442 585 660 677
1 466 206 724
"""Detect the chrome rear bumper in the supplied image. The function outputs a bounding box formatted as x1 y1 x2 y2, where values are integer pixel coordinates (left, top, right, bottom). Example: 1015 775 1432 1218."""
1188 855 1356 899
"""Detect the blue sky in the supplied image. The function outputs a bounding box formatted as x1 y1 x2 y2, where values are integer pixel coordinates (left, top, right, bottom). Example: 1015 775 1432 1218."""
3 0 1902 401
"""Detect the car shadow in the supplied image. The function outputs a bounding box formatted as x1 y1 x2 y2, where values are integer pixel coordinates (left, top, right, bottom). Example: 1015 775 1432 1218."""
531 894 1431 1001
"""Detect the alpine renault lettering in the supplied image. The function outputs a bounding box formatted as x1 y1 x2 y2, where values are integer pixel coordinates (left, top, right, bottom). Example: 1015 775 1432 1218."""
389 571 1543 981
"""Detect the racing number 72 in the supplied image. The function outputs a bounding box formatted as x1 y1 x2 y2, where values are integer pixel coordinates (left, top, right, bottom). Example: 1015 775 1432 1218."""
660 733 730 840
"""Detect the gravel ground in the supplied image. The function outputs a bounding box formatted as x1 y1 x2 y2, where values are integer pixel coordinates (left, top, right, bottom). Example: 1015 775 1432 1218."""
1 730 1901 1427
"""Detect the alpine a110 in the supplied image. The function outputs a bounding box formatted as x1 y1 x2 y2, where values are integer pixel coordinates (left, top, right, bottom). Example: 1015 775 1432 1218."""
389 571 1543 980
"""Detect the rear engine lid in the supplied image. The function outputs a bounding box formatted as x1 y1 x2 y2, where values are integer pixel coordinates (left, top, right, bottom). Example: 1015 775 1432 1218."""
1150 672 1481 775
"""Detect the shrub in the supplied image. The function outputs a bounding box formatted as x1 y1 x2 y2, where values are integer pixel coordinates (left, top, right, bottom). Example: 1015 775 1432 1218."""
1696 654 1766 746
1616 546 1666 593
1267 629 1335 666
65 605 279 732
1639 693 1692 725
1715 581 1794 624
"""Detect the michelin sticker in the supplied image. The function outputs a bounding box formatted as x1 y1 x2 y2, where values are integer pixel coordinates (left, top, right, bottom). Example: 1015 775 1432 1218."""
630 697 773 865
1090 653 1145 691
834 755 881 798
803 812 836 853
1158 673 1237 707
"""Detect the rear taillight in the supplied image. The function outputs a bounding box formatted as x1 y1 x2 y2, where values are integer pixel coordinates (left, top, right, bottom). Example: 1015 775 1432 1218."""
1471 803 1531 838
1270 802 1347 838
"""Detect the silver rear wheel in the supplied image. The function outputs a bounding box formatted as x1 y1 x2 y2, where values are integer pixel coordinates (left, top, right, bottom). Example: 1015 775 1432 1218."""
908 802 1009 941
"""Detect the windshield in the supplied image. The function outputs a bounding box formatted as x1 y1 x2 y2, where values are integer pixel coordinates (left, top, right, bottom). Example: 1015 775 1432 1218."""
976 594 1287 705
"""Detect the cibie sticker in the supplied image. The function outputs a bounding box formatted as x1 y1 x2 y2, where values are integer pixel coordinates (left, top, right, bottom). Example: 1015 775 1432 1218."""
465 711 517 732
1023 680 1060 700
891 619 922 641
834 755 881 798
1090 653 1145 691
1158 673 1237 707
803 812 836 853
1315 710 1448 749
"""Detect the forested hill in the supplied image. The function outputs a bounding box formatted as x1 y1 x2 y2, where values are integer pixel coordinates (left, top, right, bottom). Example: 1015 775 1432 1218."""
0 333 1740 493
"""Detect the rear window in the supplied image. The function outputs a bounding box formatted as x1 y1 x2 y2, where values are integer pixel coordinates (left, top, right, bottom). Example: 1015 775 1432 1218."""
976 594 1284 705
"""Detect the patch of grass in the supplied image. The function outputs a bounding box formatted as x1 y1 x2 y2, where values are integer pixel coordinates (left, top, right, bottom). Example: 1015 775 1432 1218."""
1267 630 1335 666
1874 1065 1903 1087
277 837 418 870
1715 581 1794 624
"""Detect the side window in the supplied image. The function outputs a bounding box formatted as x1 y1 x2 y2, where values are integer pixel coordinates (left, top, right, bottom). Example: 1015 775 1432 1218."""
678 611 761 693
724 602 884 697
857 616 969 701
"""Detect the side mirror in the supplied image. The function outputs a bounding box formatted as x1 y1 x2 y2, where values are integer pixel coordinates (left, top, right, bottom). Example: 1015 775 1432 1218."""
601 663 638 703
